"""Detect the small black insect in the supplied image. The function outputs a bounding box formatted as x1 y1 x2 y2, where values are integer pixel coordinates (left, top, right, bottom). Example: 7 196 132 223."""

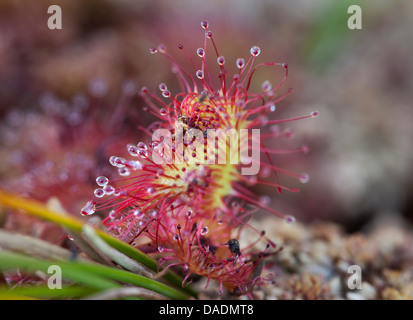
222 239 241 266
198 91 208 103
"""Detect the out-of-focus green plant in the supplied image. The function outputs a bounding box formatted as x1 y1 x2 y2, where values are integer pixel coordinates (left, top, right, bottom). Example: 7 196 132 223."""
0 189 197 300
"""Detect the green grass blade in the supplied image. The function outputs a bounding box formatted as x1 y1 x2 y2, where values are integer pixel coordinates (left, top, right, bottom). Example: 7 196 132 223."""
0 251 120 291
0 250 190 300
0 189 198 298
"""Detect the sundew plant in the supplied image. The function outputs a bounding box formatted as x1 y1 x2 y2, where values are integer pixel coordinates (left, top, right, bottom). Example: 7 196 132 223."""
0 20 318 300
80 20 318 297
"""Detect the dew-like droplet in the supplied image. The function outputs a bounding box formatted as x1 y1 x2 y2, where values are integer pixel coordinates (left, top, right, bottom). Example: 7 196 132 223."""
89 79 108 98
285 215 296 224
147 187 155 194
196 70 204 79
133 209 142 217
171 65 179 74
200 227 209 235
103 184 115 195
118 167 130 177
201 20 209 30
301 145 309 154
160 108 167 116
109 210 116 220
197 48 205 58
162 90 171 98
250 46 261 57
266 104 276 112
159 83 167 91
260 166 271 178
299 173 310 184
158 246 164 253
80 200 96 216
311 111 319 118
109 155 116 166
236 58 245 69
259 195 271 206
217 56 225 66
127 144 139 157
186 210 193 219
114 157 126 168
96 176 109 187
205 31 212 39
174 234 181 241
262 80 272 92
157 44 166 53
149 47 158 54
94 188 105 198
137 142 147 150
138 149 148 159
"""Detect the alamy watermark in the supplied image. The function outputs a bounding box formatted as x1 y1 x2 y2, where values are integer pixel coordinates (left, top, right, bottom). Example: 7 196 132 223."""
348 5 362 30
47 5 362 31
347 264 362 290
47 264 62 289
47 5 62 30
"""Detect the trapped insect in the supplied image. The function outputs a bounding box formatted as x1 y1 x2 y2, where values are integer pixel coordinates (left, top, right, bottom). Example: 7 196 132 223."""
223 239 241 266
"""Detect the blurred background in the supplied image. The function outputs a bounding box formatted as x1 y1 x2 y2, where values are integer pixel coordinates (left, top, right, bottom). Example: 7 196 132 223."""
1 0 412 236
